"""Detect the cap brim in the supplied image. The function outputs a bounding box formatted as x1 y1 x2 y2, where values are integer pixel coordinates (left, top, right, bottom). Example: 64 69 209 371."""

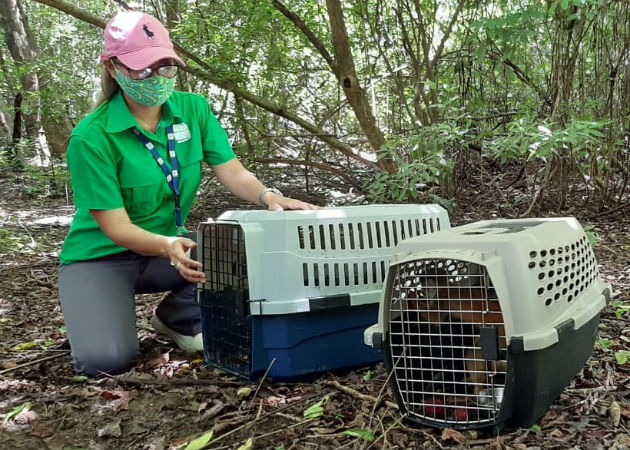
115 46 185 70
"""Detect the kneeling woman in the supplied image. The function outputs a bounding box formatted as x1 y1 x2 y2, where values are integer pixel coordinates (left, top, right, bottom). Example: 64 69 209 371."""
58 11 318 376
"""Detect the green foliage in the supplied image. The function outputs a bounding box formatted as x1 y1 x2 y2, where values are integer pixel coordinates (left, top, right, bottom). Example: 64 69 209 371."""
364 123 464 203
615 350 629 365
484 119 607 163
182 431 214 450
341 428 375 441
610 300 630 318
303 395 330 419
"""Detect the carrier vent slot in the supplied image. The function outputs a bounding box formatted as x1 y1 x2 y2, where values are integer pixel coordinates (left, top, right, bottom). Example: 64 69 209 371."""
528 236 598 307
387 258 507 427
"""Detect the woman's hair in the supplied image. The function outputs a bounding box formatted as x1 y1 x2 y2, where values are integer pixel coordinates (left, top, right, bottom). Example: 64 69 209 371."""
94 65 120 108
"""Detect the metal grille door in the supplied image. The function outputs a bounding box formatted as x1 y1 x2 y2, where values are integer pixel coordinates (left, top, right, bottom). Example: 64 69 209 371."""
387 258 507 427
199 223 252 377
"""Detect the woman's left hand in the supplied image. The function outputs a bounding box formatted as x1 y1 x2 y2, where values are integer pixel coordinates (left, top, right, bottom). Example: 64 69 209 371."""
264 192 321 211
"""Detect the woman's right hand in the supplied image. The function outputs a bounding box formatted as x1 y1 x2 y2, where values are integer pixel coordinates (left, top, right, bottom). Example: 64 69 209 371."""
167 237 205 283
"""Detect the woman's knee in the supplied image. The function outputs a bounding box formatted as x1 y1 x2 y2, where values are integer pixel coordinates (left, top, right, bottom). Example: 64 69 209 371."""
73 343 139 376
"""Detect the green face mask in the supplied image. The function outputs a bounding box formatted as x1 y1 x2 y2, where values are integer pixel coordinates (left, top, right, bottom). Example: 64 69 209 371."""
115 71 176 107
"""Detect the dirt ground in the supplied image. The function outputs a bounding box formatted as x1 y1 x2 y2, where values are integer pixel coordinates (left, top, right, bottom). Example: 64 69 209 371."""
0 166 629 450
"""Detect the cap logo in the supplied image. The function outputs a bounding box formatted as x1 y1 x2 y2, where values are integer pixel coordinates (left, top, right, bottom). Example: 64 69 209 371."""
142 24 155 40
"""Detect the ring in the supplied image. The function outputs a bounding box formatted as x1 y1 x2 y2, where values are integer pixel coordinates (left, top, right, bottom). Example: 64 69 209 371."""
176 262 182 271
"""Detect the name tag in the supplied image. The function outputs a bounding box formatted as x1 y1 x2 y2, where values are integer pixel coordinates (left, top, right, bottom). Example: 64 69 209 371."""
172 123 191 143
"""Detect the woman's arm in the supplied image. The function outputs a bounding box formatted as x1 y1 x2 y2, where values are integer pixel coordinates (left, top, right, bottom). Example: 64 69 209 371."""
212 158 319 210
90 208 204 283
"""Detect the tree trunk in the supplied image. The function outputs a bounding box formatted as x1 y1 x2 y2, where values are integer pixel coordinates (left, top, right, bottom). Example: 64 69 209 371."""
325 0 395 173
0 0 50 165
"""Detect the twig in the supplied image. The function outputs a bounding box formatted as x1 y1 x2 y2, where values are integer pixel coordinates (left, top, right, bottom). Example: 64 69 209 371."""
365 413 408 450
564 385 619 394
369 366 397 428
249 357 276 406
116 376 243 387
214 418 314 450
201 393 318 445
322 379 398 409
0 352 69 374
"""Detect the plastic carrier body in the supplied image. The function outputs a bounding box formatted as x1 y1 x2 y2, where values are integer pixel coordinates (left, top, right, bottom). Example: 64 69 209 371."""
364 217 611 430
197 204 450 380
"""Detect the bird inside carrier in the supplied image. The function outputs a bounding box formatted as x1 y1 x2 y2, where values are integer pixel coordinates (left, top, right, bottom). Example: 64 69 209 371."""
197 204 451 381
365 218 611 430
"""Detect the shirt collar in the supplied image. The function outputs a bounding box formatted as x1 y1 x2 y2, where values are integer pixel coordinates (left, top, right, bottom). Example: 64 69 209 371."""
105 90 183 134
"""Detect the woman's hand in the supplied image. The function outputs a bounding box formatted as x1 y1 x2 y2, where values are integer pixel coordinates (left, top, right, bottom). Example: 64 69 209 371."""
167 237 205 283
262 192 320 211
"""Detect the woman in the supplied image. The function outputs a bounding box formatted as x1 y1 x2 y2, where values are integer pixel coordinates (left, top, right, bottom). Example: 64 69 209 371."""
58 10 318 376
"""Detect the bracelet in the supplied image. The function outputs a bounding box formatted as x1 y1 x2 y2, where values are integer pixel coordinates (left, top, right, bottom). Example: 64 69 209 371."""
258 187 283 208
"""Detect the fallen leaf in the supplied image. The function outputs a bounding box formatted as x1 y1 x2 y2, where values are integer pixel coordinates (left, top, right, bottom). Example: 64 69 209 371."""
441 428 467 444
609 401 621 427
13 341 38 351
15 410 38 425
146 435 166 450
236 387 253 398
4 402 31 423
237 437 254 450
147 352 171 368
43 432 67 450
97 419 121 438
183 430 214 450
341 428 375 441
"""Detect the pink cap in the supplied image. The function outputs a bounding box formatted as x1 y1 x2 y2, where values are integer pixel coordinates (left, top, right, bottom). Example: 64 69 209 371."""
100 11 184 70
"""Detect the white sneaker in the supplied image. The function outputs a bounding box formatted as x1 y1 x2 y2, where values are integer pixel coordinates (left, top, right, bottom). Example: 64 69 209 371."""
150 313 203 352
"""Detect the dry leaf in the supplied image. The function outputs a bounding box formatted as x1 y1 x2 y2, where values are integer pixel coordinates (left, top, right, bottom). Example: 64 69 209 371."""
42 433 68 450
15 409 38 425
97 419 122 438
147 351 171 368
440 428 467 444
609 401 621 427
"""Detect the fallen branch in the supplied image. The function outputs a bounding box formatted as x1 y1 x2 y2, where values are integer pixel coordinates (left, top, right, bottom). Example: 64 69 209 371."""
116 376 243 388
322 379 398 409
0 352 70 375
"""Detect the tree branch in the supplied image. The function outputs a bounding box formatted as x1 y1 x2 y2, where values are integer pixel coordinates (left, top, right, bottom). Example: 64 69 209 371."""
271 0 335 70
28 0 381 170
255 157 366 192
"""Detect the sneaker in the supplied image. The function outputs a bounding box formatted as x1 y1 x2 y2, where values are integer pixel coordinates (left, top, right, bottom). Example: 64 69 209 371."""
150 313 203 352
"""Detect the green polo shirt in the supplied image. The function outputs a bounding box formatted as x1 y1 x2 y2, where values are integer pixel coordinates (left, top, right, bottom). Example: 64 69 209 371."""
59 90 235 264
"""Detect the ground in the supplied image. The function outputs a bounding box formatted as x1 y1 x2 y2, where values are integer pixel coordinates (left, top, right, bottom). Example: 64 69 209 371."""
0 165 629 450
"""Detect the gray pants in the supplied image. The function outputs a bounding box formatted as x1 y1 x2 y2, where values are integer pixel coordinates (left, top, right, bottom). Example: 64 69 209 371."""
58 251 199 376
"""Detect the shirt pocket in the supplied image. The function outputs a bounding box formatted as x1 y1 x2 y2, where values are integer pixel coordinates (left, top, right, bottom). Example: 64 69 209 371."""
120 180 162 218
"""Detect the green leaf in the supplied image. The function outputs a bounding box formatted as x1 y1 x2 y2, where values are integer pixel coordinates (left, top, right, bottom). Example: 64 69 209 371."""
4 402 31 423
615 351 629 365
303 396 329 419
59 326 67 334
183 431 214 450
341 428 375 441
530 424 541 431
237 438 254 450
362 370 372 382
561 0 570 10
72 375 88 382
236 387 253 398
13 341 38 351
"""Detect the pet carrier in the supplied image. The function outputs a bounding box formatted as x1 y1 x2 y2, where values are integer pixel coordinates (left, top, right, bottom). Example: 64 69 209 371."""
364 217 611 430
197 204 450 380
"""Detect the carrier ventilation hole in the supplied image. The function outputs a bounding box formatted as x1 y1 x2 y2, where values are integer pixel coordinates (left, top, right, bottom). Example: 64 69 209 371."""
528 236 598 307
298 219 440 251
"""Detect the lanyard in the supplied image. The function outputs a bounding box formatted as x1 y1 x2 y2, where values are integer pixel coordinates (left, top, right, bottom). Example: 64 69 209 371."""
132 124 183 234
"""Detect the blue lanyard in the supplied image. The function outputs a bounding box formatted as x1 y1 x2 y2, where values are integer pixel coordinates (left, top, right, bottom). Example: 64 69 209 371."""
132 125 183 233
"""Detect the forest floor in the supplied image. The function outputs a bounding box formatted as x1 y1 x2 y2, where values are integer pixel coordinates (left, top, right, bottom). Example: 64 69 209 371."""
0 164 629 450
